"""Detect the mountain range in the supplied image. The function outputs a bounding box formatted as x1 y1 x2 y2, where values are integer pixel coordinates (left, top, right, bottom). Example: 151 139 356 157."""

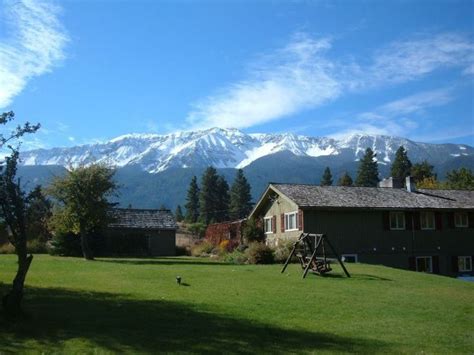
17 128 474 209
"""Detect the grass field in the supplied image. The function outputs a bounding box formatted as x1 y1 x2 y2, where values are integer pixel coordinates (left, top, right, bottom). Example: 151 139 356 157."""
0 255 472 354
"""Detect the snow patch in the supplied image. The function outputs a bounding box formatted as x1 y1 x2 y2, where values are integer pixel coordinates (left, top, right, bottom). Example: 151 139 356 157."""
236 143 277 168
306 146 338 157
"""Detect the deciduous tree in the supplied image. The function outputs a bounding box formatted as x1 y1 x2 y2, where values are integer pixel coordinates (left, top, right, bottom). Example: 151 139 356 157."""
48 164 117 260
445 168 474 190
0 111 40 318
337 172 353 186
411 160 436 183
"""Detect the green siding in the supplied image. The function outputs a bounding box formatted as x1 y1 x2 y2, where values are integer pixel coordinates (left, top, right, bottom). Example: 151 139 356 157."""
259 193 473 276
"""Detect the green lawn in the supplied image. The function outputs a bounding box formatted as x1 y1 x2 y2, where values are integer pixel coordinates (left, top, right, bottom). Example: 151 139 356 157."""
0 255 472 354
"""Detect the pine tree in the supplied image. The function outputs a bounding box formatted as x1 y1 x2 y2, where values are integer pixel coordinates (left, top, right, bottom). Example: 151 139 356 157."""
320 167 333 186
445 168 474 190
175 205 184 222
411 160 436 183
229 169 253 220
390 146 412 180
355 148 380 187
199 167 219 224
338 172 353 186
215 175 230 222
184 176 200 223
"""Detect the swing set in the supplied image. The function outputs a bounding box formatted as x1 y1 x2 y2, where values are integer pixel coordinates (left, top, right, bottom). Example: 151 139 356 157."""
281 233 351 279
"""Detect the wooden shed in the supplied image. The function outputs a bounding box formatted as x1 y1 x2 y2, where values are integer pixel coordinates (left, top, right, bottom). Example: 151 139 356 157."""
106 208 177 256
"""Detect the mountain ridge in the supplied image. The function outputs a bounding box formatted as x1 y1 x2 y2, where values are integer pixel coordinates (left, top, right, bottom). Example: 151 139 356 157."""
19 127 473 173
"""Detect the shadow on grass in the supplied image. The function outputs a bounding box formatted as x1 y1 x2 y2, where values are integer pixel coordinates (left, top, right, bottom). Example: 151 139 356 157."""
0 286 391 354
316 273 393 282
95 257 233 267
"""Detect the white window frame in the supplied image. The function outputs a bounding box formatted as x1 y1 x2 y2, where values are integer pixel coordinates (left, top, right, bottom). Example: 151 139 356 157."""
458 256 472 272
284 211 299 232
454 212 469 228
416 256 433 273
389 212 406 230
342 254 358 263
420 211 435 230
264 216 273 234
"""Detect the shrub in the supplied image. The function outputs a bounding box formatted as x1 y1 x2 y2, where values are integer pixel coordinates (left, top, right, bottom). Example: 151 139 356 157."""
0 242 15 254
222 249 248 264
245 242 274 264
218 239 239 254
27 239 48 254
48 232 82 256
187 222 207 239
190 240 215 257
176 245 190 256
242 218 264 243
273 239 296 263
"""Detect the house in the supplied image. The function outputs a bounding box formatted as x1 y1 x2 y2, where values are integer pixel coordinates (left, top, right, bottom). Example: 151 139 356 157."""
249 177 474 277
106 208 177 256
205 219 246 245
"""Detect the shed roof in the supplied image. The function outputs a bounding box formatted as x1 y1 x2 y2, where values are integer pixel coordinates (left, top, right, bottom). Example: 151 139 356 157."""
108 208 177 230
269 184 474 210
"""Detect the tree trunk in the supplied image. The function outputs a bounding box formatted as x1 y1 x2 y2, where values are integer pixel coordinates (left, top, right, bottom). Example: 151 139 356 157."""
80 226 94 260
2 244 33 318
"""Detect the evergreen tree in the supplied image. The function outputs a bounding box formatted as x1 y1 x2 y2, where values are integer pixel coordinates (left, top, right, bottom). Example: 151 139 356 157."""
411 160 436 183
390 146 412 180
215 175 230 222
355 148 380 187
320 167 333 186
445 168 474 190
184 176 200 223
337 172 353 186
175 205 184 222
229 169 253 220
199 167 219 224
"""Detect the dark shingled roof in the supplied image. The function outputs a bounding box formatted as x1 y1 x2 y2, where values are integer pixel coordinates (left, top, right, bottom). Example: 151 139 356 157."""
272 184 474 210
108 208 177 230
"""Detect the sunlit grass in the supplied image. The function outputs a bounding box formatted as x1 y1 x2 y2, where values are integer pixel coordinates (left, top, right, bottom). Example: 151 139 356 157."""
0 255 472 354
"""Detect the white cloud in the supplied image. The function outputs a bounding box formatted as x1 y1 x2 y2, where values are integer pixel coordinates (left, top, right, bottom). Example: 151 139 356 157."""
330 88 454 138
186 34 342 130
0 0 68 108
186 32 472 131
377 88 454 116
369 33 474 85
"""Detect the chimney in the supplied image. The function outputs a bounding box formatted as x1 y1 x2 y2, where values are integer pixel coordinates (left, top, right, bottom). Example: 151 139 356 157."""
378 177 404 188
406 176 416 192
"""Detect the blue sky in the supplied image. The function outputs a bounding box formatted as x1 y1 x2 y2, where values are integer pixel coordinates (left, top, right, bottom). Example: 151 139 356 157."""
0 0 473 150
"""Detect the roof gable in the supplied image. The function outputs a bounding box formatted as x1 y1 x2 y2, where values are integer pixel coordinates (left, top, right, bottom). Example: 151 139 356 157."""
259 184 474 210
108 208 177 230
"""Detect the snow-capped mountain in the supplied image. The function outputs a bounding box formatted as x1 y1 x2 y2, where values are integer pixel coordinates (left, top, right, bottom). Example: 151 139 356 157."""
19 128 473 173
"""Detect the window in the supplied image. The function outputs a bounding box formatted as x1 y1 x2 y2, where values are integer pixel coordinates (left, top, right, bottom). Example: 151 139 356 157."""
420 212 435 230
285 212 298 231
416 256 432 273
458 256 472 272
342 254 358 263
264 216 273 234
454 212 468 228
389 212 405 230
